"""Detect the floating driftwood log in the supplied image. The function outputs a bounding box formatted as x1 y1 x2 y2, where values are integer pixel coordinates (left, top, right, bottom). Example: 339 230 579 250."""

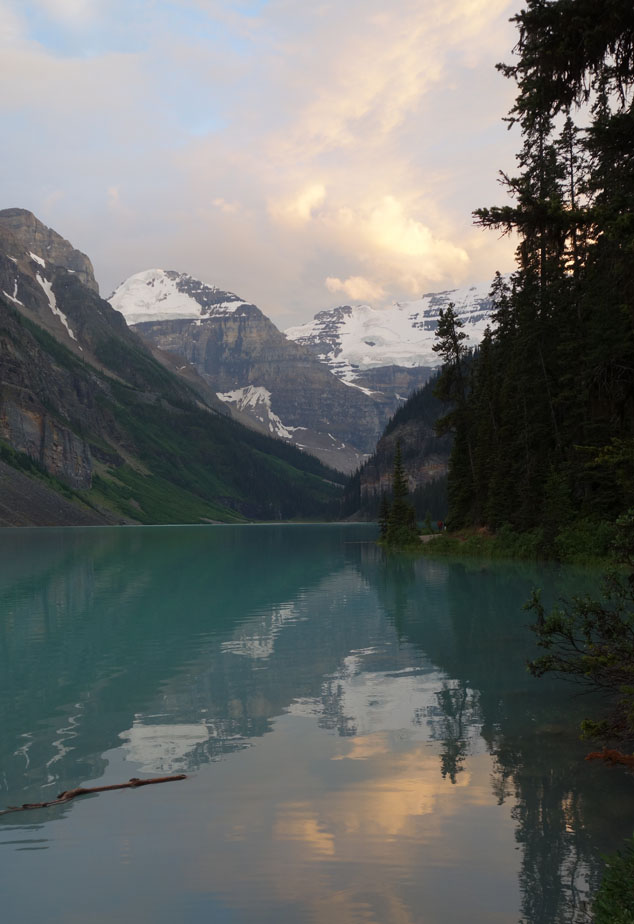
0 774 187 816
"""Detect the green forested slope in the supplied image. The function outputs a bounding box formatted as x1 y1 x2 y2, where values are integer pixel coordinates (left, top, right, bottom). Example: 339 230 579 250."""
343 372 450 521
0 293 343 524
436 0 634 553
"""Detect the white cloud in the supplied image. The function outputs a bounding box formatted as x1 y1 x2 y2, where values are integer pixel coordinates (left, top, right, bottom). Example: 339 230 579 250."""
212 197 240 214
326 276 385 303
42 188 65 210
0 3 23 42
268 187 470 302
270 184 326 225
33 0 100 21
0 0 521 324
107 185 130 217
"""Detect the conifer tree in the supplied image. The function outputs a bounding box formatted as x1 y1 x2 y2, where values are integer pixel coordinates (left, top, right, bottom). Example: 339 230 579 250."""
432 304 478 525
391 441 409 505
440 0 634 542
378 493 390 540
385 442 419 546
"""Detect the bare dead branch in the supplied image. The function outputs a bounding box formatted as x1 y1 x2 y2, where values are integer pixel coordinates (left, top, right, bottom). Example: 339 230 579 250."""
0 774 187 817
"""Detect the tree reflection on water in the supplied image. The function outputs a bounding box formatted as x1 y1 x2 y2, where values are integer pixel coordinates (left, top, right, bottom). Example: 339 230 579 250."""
362 545 630 924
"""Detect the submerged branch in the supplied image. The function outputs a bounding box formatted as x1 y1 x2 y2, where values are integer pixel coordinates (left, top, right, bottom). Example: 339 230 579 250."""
0 774 187 817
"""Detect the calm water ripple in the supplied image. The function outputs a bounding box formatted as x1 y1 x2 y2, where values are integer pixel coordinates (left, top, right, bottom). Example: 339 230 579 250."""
0 524 631 924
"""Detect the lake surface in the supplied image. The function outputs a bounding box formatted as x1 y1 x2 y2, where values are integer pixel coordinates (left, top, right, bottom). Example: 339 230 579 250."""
0 524 632 923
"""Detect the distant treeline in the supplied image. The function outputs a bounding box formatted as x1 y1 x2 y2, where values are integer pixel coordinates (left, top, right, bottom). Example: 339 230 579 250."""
342 372 450 522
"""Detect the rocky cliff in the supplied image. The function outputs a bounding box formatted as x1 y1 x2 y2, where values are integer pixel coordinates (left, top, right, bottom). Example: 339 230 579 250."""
0 212 344 525
0 208 98 293
344 374 451 520
110 269 392 472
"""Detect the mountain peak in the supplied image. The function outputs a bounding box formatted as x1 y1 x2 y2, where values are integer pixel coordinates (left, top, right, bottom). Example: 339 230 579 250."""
109 268 256 325
285 281 496 385
0 208 98 293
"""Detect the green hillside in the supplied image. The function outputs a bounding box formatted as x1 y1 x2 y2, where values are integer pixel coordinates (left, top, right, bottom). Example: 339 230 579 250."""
0 290 343 525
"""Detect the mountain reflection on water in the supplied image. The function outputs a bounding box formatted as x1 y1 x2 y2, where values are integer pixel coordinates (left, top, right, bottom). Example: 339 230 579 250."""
0 525 632 924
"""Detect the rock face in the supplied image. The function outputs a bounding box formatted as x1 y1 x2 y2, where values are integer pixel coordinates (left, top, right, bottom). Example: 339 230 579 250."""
0 214 132 364
0 208 98 293
343 374 452 519
0 393 92 490
0 302 106 491
0 459 111 526
285 281 496 397
0 221 228 492
0 213 163 491
110 269 392 471
359 416 450 501
0 213 344 526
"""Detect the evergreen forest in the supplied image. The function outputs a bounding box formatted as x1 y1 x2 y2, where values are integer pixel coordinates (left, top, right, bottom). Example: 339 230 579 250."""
434 0 634 556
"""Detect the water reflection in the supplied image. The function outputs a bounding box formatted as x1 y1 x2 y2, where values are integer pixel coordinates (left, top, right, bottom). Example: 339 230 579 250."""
0 526 631 924
359 548 632 924
0 525 363 802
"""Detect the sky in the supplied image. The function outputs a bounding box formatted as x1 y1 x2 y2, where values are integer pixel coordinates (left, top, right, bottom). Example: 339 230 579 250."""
1 0 523 327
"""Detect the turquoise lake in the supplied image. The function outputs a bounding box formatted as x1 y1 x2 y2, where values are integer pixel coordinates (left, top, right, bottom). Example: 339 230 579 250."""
0 524 632 923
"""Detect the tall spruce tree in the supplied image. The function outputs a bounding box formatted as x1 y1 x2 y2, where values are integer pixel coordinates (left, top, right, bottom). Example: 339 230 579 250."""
378 493 390 540
432 303 477 526
442 0 634 544
385 442 419 546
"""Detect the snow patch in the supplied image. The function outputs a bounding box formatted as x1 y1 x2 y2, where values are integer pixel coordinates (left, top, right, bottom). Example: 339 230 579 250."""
110 268 204 323
120 722 210 773
221 603 300 660
285 280 496 383
36 273 82 348
109 268 247 325
29 251 46 268
2 289 23 306
2 277 23 306
342 379 378 397
217 385 298 440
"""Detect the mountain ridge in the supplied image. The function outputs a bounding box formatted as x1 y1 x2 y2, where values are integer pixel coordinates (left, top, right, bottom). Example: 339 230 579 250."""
111 269 497 473
110 268 392 472
285 280 496 391
0 210 344 525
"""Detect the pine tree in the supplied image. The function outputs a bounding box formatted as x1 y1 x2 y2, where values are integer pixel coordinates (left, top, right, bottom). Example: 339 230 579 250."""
432 303 478 525
442 0 634 542
385 442 419 546
391 441 409 505
378 493 390 540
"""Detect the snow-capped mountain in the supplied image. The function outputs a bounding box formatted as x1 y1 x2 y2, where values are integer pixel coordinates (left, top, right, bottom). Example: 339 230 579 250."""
110 270 500 472
109 268 249 323
285 281 495 387
0 210 349 526
109 269 390 472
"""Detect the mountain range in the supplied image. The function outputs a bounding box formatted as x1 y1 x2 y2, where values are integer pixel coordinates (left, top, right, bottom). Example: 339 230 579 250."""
0 206 498 525
0 209 344 525
285 281 493 394
110 270 496 472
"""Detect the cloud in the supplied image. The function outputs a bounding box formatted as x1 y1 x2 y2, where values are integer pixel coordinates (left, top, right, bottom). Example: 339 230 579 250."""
32 0 100 22
106 185 133 220
326 276 385 303
0 0 521 324
271 188 470 302
42 188 65 210
270 183 326 225
212 197 240 214
0 3 23 41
